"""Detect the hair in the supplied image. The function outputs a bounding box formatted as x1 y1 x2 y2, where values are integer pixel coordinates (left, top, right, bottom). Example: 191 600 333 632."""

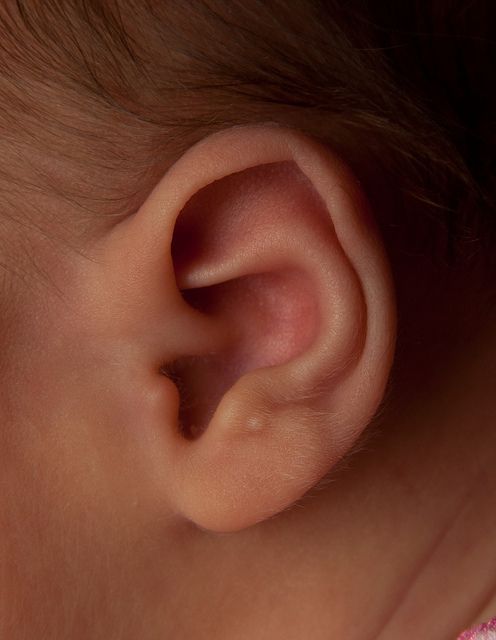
0 0 494 260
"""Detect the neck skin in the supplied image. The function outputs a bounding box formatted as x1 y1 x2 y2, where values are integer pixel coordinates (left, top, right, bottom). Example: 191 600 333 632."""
169 240 496 640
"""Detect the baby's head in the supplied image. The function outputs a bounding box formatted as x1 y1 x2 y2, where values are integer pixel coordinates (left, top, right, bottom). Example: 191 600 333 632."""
1 2 495 638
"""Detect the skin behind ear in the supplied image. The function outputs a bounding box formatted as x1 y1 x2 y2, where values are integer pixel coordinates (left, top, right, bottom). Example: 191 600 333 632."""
74 124 396 532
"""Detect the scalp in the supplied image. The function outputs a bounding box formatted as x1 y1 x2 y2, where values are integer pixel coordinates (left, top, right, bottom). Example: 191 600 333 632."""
0 0 493 263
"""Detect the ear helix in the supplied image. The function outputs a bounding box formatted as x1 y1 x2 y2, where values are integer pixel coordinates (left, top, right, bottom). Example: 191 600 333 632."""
144 125 397 531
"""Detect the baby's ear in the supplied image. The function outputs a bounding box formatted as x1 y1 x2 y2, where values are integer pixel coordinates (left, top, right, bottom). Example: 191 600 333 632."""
83 125 396 532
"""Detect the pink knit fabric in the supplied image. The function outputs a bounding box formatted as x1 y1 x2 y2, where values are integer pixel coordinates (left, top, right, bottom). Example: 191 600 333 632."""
458 618 496 639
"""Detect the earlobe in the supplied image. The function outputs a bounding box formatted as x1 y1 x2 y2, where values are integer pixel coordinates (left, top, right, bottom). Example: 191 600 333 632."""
84 125 396 533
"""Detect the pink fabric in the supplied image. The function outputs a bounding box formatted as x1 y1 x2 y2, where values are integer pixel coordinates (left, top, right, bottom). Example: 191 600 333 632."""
458 617 496 639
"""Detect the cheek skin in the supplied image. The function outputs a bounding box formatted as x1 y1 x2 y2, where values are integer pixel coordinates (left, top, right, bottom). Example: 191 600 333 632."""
0 280 187 637
1 354 187 636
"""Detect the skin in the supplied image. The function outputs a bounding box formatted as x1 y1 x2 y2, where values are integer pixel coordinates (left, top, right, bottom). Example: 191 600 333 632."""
0 124 495 640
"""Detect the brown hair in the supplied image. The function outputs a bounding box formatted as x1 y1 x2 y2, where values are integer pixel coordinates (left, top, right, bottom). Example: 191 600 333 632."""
0 1 494 256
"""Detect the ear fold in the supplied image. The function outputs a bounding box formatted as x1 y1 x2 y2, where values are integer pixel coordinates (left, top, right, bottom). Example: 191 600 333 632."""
80 125 396 532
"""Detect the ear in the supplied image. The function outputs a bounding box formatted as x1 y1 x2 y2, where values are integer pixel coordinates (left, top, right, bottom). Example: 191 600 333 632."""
82 124 396 533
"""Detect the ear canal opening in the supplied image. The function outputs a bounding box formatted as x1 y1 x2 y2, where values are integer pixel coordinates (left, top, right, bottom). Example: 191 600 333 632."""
161 269 319 440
